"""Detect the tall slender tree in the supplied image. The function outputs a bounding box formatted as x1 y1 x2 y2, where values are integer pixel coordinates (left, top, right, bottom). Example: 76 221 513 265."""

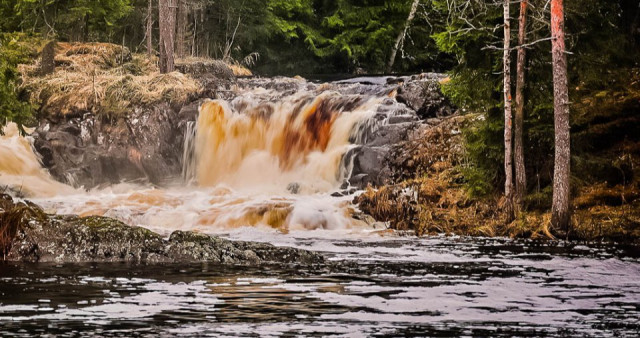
514 0 528 205
551 0 571 231
146 0 154 57
159 0 177 73
503 0 515 221
386 0 420 73
175 0 187 58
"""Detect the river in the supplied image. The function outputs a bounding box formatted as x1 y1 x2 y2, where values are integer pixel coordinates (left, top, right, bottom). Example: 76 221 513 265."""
1 76 639 336
1 233 639 337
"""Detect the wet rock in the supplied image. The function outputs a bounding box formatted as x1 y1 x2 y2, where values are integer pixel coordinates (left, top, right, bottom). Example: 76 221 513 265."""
348 147 390 187
175 59 235 81
343 122 422 188
396 74 455 119
330 188 357 197
34 102 186 188
287 182 301 194
1 194 323 265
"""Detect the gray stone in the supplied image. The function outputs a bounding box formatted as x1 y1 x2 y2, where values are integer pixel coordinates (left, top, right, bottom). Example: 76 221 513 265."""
287 182 301 194
1 194 323 265
396 76 454 119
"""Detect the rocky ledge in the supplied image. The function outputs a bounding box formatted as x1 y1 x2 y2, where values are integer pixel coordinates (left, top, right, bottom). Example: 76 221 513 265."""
0 194 322 264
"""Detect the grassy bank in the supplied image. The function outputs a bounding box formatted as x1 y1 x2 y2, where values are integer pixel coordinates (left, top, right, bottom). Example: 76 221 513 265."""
17 41 251 119
356 70 640 244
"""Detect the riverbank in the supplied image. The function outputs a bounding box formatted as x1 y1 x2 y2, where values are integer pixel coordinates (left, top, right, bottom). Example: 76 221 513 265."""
2 41 639 247
0 193 322 264
355 69 640 245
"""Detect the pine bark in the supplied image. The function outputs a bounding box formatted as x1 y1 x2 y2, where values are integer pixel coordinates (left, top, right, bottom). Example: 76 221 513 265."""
386 0 420 73
159 0 177 73
551 0 571 231
514 0 528 205
503 0 515 221
146 0 153 57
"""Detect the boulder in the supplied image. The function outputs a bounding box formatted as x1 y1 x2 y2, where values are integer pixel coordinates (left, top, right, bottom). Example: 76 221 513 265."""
34 102 185 188
0 194 322 265
396 75 455 119
343 120 422 188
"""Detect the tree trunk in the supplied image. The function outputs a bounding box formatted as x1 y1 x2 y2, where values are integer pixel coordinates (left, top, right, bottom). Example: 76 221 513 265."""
386 0 420 74
39 40 56 76
176 0 187 59
83 14 89 42
551 0 571 232
503 0 514 221
514 0 528 206
192 8 197 57
159 0 177 73
146 0 153 57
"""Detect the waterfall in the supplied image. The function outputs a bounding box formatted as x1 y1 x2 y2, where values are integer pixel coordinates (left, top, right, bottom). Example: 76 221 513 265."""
182 120 197 183
0 123 75 197
21 77 416 232
181 91 384 194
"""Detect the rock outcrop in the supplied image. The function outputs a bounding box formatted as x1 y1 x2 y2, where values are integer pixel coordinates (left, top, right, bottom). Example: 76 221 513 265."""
0 194 322 264
35 103 185 188
32 73 454 190
395 73 454 119
335 74 456 188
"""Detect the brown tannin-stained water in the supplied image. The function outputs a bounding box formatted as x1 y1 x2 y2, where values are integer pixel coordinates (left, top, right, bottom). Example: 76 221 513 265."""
1 79 639 336
25 84 387 232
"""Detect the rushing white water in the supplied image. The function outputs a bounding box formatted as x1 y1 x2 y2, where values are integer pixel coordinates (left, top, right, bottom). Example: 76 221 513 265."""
2 82 394 233
0 123 75 197
187 93 379 193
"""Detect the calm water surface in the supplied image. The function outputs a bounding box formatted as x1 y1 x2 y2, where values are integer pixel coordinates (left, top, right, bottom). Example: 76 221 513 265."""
1 234 639 337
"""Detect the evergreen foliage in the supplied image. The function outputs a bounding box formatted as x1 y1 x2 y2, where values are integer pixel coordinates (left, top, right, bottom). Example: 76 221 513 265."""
433 0 640 201
0 32 38 128
1 0 132 41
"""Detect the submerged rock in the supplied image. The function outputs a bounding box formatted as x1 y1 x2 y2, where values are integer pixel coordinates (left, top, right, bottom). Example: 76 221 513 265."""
0 194 322 265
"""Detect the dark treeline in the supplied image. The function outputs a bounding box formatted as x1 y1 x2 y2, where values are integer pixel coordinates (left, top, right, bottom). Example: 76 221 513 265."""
2 1 637 75
0 0 455 75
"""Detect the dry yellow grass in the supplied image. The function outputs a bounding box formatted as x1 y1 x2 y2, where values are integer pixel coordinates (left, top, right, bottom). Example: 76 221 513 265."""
19 43 205 117
228 64 252 76
355 113 640 243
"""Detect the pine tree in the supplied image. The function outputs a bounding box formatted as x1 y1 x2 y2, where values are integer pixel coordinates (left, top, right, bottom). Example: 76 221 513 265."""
158 0 177 73
551 0 571 232
514 0 528 205
146 0 154 57
503 0 515 221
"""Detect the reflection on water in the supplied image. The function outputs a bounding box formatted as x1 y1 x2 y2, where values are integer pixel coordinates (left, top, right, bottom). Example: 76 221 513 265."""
1 235 639 337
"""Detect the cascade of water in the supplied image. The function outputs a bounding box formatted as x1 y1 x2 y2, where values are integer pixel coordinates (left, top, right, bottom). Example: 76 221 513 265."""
0 123 75 197
182 90 385 194
22 77 413 232
181 121 197 183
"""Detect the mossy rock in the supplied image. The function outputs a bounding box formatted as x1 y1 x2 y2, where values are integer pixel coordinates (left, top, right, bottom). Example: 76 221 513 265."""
1 194 324 264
